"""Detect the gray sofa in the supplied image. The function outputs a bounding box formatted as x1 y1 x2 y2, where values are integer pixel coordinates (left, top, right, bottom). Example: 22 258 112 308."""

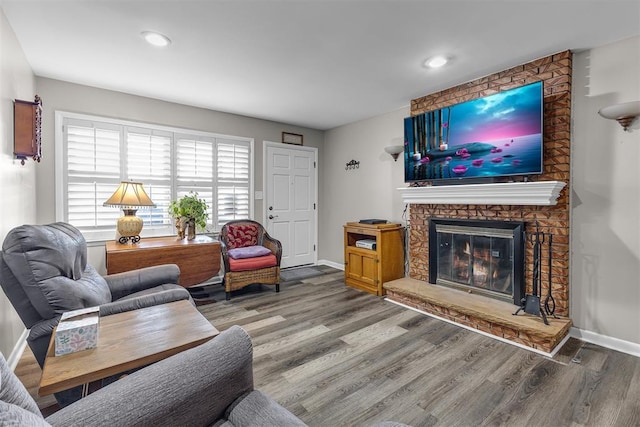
1 326 308 426
0 222 193 405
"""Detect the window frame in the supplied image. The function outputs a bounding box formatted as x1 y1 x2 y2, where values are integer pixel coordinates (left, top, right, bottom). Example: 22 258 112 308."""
55 111 254 242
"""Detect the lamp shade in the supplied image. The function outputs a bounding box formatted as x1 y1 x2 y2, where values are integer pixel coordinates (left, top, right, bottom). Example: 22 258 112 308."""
384 145 405 161
598 101 640 131
103 181 156 208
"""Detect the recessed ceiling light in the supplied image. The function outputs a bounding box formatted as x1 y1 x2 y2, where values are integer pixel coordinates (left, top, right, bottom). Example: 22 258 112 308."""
426 56 448 68
141 31 171 47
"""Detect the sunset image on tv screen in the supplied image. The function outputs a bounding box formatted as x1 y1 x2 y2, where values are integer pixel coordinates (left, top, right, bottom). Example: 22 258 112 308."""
404 81 543 182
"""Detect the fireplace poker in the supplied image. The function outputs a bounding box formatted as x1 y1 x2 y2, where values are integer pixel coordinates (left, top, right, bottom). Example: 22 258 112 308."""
543 233 558 318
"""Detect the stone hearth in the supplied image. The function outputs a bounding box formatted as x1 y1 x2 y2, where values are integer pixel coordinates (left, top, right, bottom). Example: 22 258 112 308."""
384 278 572 354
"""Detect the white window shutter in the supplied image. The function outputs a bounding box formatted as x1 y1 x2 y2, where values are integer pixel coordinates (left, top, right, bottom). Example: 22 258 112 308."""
66 121 122 229
216 140 250 227
60 114 253 240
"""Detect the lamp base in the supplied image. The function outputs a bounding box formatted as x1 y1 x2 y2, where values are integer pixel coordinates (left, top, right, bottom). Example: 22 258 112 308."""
118 235 141 244
117 209 144 244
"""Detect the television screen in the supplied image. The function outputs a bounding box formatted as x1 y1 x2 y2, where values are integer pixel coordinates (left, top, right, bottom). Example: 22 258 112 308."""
404 81 543 183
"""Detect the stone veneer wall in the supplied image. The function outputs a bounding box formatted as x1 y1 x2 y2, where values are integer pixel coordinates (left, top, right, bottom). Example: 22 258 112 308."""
409 51 571 316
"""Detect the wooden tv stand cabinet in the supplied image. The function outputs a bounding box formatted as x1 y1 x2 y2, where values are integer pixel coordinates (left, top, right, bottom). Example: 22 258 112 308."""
343 222 405 296
106 235 221 287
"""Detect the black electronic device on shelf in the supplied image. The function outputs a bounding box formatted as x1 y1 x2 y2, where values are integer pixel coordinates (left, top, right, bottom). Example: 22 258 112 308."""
359 219 387 225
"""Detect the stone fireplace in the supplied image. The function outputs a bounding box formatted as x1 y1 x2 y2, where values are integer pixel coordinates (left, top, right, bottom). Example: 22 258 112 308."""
384 184 572 354
383 51 574 354
428 218 525 305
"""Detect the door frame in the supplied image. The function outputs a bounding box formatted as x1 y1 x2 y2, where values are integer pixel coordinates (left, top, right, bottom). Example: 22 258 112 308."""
263 141 319 267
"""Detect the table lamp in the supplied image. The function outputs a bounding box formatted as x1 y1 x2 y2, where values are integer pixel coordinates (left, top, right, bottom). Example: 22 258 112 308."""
103 181 156 244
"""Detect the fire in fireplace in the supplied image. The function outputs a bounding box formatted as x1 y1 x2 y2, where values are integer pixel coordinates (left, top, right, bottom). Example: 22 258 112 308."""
428 218 525 305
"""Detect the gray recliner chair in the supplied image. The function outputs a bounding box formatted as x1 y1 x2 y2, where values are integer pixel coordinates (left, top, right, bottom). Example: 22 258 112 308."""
0 222 193 406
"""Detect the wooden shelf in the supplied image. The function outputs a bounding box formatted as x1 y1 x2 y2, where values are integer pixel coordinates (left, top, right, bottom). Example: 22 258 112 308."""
343 222 405 296
397 181 566 206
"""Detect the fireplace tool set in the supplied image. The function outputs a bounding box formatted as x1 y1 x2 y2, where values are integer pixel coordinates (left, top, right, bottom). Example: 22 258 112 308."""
514 223 558 325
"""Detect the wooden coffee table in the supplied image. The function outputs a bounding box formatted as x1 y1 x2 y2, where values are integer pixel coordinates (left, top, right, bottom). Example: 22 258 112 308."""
39 299 219 397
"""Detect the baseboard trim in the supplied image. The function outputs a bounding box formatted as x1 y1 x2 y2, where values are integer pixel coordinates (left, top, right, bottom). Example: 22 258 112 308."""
317 259 344 271
570 327 640 358
7 328 28 371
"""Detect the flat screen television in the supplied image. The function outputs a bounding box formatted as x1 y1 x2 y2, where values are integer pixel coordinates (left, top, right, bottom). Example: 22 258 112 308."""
404 81 543 183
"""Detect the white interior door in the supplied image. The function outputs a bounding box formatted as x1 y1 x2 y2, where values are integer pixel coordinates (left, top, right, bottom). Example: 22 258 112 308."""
265 142 317 268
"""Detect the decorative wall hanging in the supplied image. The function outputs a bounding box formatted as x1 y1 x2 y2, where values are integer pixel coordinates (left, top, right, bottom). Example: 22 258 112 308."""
346 159 360 170
14 95 42 165
282 132 303 145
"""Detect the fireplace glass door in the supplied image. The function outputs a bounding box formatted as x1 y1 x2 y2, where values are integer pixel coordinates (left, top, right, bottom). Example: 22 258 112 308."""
436 224 515 301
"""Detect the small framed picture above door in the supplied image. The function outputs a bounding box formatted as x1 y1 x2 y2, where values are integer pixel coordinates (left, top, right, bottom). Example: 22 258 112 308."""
282 132 303 146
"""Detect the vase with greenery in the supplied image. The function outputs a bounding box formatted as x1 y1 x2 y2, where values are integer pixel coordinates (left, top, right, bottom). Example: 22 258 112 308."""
168 192 209 239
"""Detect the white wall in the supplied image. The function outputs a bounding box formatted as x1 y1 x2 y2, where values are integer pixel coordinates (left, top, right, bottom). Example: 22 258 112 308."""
319 106 409 264
0 8 37 359
571 35 640 345
35 78 324 273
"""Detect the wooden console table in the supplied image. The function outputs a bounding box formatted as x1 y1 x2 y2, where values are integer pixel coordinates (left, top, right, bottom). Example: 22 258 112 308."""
106 235 221 287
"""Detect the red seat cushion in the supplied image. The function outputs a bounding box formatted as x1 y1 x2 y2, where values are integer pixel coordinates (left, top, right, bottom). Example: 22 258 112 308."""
228 254 277 272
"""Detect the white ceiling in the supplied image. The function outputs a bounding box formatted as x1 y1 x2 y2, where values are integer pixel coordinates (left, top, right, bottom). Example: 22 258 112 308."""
2 1 639 130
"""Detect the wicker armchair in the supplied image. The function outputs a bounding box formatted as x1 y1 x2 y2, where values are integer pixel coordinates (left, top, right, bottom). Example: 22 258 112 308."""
220 220 282 300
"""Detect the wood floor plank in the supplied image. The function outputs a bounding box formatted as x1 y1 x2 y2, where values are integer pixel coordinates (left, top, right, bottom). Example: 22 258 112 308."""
320 331 495 425
340 310 419 345
303 271 345 285
240 315 287 332
575 346 638 426
480 358 571 426
300 336 436 413
427 379 507 427
253 325 331 357
282 325 408 383
615 355 640 426
200 306 260 325
553 336 584 365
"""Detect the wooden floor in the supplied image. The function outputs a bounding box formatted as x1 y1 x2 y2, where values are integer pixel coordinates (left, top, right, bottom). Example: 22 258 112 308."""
16 266 640 426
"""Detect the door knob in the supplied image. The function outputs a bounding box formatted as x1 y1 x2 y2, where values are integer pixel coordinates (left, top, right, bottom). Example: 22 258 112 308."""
268 215 279 219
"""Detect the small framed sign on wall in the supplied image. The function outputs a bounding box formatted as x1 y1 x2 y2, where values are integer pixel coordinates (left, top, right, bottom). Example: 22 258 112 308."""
282 132 303 146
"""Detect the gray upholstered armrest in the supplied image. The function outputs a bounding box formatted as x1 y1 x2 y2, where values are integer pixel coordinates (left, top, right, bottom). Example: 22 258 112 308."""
46 325 255 427
27 316 60 343
104 264 180 300
26 317 61 367
99 287 192 316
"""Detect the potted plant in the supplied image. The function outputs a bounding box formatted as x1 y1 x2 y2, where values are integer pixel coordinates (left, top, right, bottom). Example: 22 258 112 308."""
168 192 209 239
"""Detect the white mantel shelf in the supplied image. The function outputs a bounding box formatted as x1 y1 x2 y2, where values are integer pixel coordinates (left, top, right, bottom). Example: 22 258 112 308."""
398 181 566 206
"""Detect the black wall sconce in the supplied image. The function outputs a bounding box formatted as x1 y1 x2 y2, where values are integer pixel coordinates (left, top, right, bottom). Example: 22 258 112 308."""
345 159 360 170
